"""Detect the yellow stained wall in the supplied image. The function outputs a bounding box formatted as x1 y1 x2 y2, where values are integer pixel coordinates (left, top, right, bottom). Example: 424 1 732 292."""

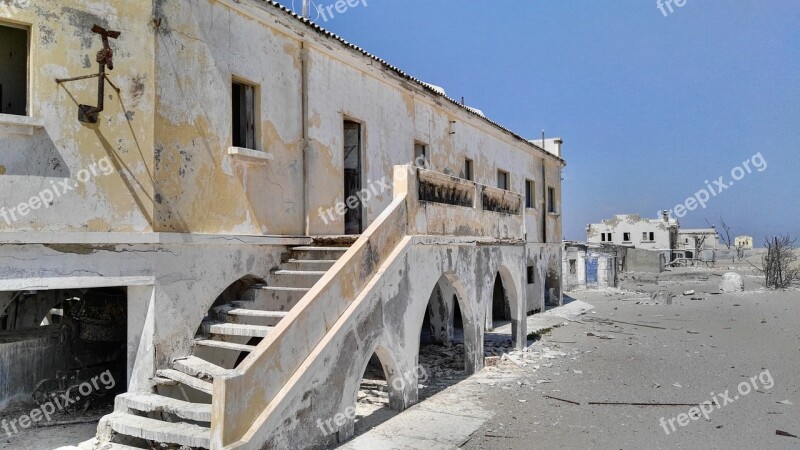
0 0 155 232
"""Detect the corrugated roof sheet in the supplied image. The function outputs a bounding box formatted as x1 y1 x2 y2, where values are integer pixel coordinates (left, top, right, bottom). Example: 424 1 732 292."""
260 1 562 161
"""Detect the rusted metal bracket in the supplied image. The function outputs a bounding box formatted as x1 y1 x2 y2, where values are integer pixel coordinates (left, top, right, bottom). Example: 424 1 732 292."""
55 25 121 124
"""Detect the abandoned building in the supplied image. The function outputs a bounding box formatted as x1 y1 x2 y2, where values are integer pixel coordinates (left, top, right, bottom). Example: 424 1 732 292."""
586 212 678 260
736 235 754 250
0 1 565 449
677 227 718 261
562 242 617 291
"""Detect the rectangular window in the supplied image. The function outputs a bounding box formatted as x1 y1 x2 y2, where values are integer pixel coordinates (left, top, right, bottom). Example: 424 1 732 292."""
0 23 29 116
527 266 535 284
547 187 556 213
497 170 509 190
464 158 473 181
525 179 535 208
649 232 655 241
623 232 631 242
232 80 257 149
414 142 427 166
642 232 648 241
569 259 577 275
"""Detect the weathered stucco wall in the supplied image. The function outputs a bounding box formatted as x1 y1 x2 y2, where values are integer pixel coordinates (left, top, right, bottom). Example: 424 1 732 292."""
0 1 156 232
588 214 674 250
151 0 305 235
148 0 564 238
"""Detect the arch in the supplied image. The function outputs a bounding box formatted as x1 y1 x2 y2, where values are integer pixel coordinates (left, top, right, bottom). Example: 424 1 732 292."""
409 272 479 375
341 341 406 439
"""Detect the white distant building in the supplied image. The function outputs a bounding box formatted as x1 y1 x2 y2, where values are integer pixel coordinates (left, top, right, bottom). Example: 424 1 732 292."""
586 212 678 253
735 236 754 250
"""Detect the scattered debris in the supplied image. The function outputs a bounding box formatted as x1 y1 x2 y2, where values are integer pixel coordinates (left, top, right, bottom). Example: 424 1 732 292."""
776 430 798 439
777 400 794 405
683 290 695 296
586 332 613 340
544 395 581 405
587 401 699 407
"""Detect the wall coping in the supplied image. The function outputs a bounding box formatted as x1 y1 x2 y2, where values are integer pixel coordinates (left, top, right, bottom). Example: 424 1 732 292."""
0 232 311 246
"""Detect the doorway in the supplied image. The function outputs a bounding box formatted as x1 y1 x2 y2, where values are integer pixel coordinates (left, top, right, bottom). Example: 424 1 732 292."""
344 120 363 235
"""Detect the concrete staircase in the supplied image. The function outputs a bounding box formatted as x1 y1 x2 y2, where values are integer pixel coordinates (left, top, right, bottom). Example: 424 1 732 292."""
94 243 352 449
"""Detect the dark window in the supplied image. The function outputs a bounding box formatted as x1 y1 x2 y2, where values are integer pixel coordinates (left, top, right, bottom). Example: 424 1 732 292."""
527 266 535 284
497 170 509 190
569 259 577 275
649 232 655 241
525 179 535 208
0 24 28 116
232 81 256 149
547 187 556 213
414 142 427 166
464 158 473 181
623 232 631 242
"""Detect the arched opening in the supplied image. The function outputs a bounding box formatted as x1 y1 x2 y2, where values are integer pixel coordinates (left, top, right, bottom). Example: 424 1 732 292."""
484 271 514 358
191 275 266 373
491 273 511 325
353 351 397 436
417 275 470 401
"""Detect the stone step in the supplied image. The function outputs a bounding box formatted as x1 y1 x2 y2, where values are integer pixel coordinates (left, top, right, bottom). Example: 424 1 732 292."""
193 339 257 353
281 259 337 271
271 270 326 288
155 369 213 395
115 392 211 423
290 246 349 261
203 322 274 338
172 356 229 382
241 286 309 311
99 412 210 449
225 308 289 319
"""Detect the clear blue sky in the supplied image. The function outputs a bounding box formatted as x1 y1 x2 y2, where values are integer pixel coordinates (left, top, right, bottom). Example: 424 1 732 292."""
275 0 800 243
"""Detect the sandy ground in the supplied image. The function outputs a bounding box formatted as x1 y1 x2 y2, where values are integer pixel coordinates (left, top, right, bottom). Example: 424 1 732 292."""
462 271 800 449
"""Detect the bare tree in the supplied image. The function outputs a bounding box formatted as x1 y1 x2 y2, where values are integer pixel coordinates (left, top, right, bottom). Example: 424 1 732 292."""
708 217 733 250
755 235 800 289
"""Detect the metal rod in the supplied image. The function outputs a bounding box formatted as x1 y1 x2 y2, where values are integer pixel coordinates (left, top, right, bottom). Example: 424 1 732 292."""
56 73 101 84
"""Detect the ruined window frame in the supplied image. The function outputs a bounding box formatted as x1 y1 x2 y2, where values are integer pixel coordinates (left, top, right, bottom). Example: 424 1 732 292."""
497 169 509 191
526 266 535 284
0 21 31 117
525 179 535 209
464 158 473 181
414 141 428 167
231 76 261 151
623 232 631 242
547 186 557 214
